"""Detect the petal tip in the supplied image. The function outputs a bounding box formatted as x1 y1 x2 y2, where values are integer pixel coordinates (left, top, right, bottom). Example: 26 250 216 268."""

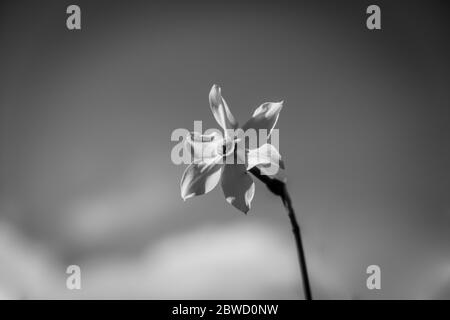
181 192 195 201
210 84 221 95
275 101 284 112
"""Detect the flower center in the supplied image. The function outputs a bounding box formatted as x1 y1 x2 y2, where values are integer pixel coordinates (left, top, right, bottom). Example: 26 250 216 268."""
217 138 235 157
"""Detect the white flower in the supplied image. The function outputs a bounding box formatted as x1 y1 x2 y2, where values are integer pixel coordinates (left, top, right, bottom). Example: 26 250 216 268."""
180 85 284 213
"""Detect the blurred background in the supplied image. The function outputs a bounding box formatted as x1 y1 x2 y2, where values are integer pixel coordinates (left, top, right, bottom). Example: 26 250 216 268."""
0 0 449 299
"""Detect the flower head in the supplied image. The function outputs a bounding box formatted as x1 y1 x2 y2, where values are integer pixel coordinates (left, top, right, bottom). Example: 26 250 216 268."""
180 85 285 213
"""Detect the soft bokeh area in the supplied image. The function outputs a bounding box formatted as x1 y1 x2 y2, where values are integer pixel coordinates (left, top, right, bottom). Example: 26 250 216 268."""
1 0 449 299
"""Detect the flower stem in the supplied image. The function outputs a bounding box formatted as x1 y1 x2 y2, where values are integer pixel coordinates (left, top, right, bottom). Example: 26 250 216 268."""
249 167 313 300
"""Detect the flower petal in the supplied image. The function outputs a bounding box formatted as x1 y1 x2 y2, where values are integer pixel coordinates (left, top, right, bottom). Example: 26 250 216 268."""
180 158 223 200
246 144 284 174
185 131 223 162
221 164 255 214
241 101 283 137
209 85 238 131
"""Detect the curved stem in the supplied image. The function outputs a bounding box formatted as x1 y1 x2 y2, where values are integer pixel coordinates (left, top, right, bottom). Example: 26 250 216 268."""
280 184 312 300
249 167 312 300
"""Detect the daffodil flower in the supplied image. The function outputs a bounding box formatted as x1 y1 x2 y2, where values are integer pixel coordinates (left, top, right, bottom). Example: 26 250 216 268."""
180 84 284 213
179 85 313 300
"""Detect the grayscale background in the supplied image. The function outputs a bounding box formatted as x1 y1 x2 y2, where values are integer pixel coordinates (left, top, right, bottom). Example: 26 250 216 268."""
0 0 449 299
